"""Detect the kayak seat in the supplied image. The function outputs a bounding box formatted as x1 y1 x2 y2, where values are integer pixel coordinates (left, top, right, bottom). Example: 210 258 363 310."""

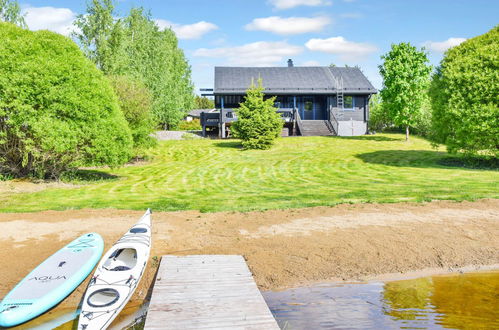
103 248 137 271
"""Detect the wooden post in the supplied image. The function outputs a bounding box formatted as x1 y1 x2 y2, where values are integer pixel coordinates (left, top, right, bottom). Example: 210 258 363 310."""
201 112 206 137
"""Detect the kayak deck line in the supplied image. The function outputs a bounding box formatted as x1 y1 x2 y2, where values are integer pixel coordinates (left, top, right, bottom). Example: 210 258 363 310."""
144 255 279 329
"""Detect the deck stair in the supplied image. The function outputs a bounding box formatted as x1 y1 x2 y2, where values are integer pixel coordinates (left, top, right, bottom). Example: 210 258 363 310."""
299 120 335 136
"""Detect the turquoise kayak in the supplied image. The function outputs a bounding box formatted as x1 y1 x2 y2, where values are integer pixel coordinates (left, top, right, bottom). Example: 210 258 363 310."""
0 233 104 327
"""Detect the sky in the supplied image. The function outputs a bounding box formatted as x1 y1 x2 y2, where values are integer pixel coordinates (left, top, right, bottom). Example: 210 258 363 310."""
19 0 499 92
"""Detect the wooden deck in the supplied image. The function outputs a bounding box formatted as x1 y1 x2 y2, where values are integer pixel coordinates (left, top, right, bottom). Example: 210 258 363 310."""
144 255 280 329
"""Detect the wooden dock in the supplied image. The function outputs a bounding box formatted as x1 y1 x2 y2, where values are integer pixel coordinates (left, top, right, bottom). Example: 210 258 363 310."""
144 255 279 329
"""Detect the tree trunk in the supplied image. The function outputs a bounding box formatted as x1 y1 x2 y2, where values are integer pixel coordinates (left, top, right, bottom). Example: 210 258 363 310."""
405 126 410 141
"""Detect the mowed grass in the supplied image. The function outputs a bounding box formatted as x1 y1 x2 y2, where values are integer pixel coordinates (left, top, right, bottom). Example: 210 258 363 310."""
1 134 497 213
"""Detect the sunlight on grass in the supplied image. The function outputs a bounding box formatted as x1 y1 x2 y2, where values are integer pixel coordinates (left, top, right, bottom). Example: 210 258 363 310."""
0 134 497 213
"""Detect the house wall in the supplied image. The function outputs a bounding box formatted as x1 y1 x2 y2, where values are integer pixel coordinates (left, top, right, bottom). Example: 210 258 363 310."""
328 95 367 122
215 94 371 124
337 120 367 136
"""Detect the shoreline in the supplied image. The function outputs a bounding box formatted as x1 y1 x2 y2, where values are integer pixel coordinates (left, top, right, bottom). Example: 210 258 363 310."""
0 199 498 306
274 264 499 292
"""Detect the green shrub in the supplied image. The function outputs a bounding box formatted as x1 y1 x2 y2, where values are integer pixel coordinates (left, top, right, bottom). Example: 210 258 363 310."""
412 96 432 137
369 93 432 136
0 23 133 179
108 75 156 148
178 119 202 131
430 25 499 158
231 79 283 150
368 94 392 132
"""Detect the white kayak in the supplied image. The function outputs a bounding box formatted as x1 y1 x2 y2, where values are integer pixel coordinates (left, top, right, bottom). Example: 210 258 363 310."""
78 209 152 330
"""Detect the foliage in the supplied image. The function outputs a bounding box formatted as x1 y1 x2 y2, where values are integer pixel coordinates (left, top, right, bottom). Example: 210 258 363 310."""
0 134 498 212
194 96 214 109
379 43 432 140
72 0 120 73
412 95 432 137
0 0 25 27
430 25 499 158
0 23 133 179
231 79 283 149
368 94 392 132
369 93 432 137
108 75 156 148
178 119 202 131
73 1 195 130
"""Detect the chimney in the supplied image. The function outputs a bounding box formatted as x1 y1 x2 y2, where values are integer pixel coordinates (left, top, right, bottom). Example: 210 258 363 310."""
287 59 294 67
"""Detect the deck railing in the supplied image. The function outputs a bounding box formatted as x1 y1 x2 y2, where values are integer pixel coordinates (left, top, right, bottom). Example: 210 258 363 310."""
328 106 339 135
201 107 297 137
201 108 295 126
293 108 303 135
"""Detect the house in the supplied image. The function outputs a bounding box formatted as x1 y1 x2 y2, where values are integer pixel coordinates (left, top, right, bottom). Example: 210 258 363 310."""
184 109 214 122
200 59 377 137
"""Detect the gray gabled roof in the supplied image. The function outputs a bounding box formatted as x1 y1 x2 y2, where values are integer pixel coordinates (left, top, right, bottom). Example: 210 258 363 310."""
187 109 214 117
214 66 377 95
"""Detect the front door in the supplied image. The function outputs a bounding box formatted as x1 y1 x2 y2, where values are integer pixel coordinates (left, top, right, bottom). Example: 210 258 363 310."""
315 96 326 120
302 97 314 120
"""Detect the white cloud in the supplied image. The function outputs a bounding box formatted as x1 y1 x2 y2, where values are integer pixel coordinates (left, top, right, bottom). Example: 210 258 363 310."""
193 41 303 66
268 0 331 10
245 16 331 35
305 36 377 60
155 19 218 39
301 60 321 66
423 37 467 53
23 6 77 36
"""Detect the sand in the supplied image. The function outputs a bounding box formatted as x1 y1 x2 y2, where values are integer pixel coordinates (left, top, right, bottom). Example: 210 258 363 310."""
0 199 498 308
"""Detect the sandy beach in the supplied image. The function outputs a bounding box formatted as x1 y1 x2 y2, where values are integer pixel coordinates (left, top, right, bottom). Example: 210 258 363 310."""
0 199 498 308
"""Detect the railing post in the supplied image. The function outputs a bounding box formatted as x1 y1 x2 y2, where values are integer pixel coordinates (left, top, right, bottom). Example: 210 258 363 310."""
201 112 206 137
218 109 224 138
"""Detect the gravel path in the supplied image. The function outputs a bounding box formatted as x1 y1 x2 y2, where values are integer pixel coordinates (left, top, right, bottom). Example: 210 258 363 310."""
153 130 203 141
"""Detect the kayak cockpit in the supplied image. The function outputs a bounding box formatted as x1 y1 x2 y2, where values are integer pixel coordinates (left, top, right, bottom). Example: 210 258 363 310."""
103 248 137 271
87 289 120 307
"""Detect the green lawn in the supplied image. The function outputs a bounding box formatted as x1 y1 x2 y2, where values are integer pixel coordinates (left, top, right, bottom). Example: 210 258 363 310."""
1 134 497 213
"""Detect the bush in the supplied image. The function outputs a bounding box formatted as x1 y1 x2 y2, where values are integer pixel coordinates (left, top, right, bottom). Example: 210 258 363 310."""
369 93 432 136
430 25 499 158
178 119 202 131
231 79 283 149
0 23 133 179
412 96 432 137
368 94 391 132
107 75 156 148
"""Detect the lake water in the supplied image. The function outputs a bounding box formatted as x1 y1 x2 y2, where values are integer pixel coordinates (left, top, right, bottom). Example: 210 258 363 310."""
6 271 498 329
262 271 499 329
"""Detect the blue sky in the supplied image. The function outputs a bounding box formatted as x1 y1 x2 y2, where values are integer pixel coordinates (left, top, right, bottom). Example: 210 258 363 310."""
20 0 499 91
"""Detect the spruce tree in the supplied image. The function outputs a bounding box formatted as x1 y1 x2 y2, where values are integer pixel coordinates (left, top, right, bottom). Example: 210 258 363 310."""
232 79 283 149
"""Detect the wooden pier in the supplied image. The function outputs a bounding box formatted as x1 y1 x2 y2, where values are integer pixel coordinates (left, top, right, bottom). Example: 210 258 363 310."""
144 255 279 329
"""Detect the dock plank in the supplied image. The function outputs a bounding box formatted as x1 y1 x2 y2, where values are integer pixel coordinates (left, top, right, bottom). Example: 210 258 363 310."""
144 255 279 329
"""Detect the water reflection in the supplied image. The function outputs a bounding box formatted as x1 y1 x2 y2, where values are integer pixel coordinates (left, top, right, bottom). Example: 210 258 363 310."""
263 271 499 329
3 301 147 330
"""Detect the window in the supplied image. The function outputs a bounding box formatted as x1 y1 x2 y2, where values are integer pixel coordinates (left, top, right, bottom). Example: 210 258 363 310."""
305 101 313 111
343 96 354 110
